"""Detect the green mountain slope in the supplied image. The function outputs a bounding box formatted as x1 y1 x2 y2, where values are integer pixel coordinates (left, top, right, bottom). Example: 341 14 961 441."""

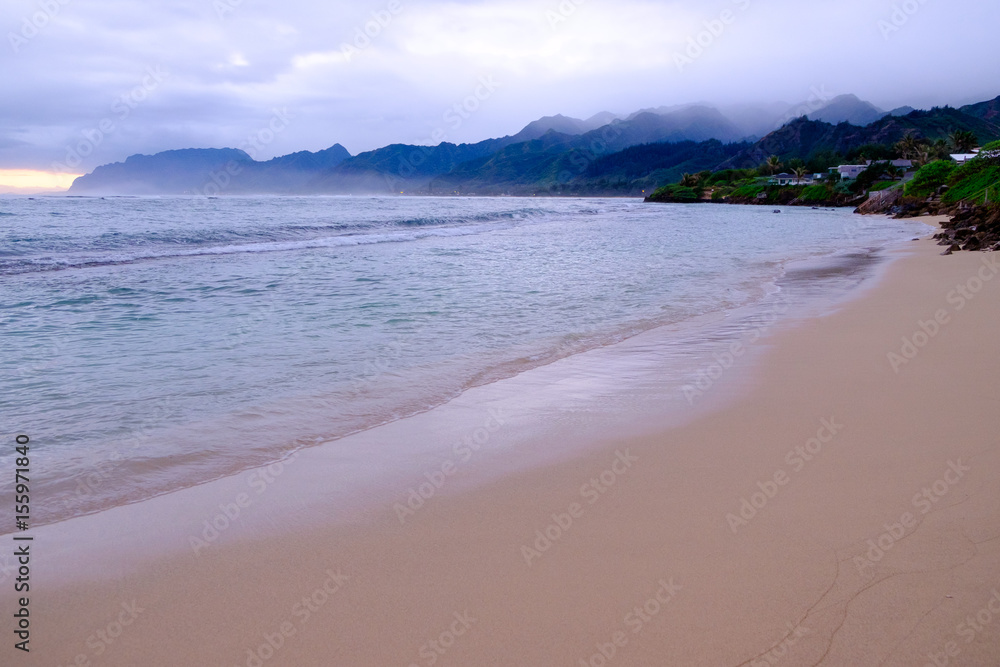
717 106 1000 171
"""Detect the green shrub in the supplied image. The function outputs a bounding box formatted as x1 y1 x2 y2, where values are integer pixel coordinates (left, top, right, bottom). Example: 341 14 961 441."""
707 170 736 185
670 186 700 201
850 162 901 194
834 181 853 195
730 184 766 199
869 181 899 191
649 184 701 202
905 160 957 198
798 185 831 201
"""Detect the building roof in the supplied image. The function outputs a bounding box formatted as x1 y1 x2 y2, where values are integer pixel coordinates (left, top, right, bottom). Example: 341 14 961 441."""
864 159 913 167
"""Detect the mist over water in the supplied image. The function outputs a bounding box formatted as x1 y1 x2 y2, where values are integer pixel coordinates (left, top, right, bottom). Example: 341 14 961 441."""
0 196 929 526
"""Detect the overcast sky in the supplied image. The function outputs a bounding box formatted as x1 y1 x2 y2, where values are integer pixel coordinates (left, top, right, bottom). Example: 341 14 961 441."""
2 0 998 174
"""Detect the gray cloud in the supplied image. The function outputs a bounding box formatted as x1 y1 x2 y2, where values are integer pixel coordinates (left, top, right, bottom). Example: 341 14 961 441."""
2 0 998 171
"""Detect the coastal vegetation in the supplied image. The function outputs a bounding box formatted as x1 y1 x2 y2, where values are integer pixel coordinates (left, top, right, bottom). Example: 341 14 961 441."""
904 160 957 199
647 121 1000 211
902 140 1000 206
643 131 1000 252
897 140 1000 250
645 154 852 205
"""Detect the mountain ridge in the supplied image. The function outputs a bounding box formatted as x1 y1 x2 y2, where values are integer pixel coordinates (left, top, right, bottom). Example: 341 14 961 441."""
67 95 1000 197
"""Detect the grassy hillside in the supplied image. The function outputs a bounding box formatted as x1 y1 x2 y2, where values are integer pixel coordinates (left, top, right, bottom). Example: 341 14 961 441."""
903 141 1000 205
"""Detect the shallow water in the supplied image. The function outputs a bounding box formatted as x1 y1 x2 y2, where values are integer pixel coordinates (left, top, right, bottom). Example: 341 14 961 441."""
0 196 930 526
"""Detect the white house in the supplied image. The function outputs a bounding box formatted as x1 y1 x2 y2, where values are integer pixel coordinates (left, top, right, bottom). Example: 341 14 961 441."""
864 159 913 170
950 153 978 164
769 172 815 186
837 165 868 180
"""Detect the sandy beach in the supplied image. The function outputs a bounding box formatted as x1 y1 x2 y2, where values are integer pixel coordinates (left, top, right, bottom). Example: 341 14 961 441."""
10 220 1000 666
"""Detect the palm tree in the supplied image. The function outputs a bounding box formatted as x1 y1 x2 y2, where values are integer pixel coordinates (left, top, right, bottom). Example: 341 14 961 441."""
895 132 921 161
793 166 808 184
679 173 700 187
931 139 951 161
950 130 978 153
764 155 782 175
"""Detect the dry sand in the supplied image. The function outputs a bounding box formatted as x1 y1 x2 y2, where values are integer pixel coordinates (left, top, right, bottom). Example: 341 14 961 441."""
9 224 1000 666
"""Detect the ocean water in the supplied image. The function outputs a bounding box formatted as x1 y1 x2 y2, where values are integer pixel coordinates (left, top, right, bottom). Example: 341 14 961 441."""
0 196 929 527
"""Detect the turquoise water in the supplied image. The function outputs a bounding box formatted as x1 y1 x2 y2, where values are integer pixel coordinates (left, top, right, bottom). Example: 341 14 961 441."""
0 196 928 525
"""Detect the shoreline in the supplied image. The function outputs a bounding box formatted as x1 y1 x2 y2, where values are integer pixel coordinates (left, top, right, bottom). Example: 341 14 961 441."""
10 219 1000 665
6 205 926 532
4 243 845 549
